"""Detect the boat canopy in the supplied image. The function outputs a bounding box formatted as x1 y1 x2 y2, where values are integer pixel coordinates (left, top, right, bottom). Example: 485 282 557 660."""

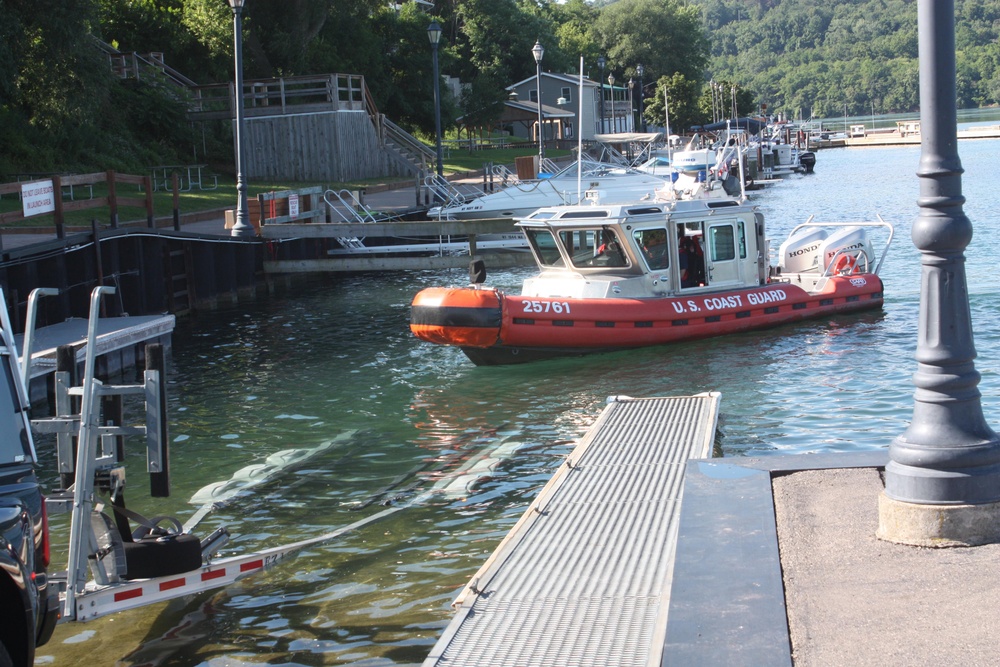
690 118 767 135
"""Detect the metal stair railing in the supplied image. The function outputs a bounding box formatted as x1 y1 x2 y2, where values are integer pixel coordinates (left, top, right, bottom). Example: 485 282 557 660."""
323 189 399 250
491 163 520 185
422 173 470 209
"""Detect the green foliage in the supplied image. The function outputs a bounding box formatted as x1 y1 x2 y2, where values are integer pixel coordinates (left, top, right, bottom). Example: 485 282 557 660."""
14 0 1000 177
590 0 709 86
692 0 1000 117
645 73 704 134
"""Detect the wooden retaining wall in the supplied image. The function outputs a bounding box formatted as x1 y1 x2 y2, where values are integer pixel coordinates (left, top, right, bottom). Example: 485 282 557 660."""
245 111 408 182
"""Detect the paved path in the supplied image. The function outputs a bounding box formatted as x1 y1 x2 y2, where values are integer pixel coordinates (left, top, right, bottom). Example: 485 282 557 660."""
775 466 1000 667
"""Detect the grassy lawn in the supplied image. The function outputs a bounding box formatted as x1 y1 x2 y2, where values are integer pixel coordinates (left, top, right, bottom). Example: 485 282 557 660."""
0 146 570 229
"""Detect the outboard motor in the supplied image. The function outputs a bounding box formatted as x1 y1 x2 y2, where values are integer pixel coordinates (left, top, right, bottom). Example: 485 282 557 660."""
778 228 828 273
819 226 873 273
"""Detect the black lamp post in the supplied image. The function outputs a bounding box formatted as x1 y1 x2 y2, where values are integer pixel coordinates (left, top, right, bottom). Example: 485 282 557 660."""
427 22 443 178
597 56 606 133
637 63 646 132
227 0 253 237
628 78 634 132
532 40 545 164
608 73 616 133
878 0 1000 547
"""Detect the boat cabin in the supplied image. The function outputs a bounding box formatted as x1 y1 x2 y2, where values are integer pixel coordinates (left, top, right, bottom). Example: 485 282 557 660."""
516 199 766 299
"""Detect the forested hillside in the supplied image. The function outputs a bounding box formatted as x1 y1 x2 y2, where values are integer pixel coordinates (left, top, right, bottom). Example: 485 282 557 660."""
3 0 998 175
690 0 1000 119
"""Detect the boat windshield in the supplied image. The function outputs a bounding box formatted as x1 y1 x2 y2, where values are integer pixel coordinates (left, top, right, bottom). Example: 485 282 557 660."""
562 227 628 269
524 228 565 267
551 158 635 179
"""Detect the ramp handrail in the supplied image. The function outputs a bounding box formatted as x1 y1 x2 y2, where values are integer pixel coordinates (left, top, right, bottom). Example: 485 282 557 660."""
423 173 470 209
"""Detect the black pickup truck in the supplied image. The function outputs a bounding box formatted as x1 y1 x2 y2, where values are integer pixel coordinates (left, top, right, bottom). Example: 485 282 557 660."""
0 349 57 666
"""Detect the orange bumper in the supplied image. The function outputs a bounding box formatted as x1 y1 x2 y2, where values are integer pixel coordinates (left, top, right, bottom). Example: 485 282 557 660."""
410 287 502 348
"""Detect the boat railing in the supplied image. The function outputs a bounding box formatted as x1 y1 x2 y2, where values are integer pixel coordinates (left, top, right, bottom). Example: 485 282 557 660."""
790 215 895 276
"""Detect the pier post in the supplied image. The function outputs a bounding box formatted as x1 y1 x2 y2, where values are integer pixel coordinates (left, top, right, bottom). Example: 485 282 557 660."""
878 0 1000 546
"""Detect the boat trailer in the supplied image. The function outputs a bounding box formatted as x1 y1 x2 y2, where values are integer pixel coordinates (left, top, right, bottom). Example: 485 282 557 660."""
9 286 426 624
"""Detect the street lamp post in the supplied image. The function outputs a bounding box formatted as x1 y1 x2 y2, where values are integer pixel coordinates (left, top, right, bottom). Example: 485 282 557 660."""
628 78 634 132
597 56 606 133
608 73 615 133
427 22 443 178
878 0 1000 547
532 40 545 166
637 63 645 132
227 0 253 238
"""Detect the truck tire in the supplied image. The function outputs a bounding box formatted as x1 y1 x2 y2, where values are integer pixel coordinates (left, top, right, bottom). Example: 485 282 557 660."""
0 639 14 667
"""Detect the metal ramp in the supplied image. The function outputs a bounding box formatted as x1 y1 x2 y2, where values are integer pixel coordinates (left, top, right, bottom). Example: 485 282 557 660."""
424 393 720 667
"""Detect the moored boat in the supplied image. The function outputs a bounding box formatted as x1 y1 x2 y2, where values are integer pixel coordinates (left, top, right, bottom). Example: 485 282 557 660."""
410 198 893 365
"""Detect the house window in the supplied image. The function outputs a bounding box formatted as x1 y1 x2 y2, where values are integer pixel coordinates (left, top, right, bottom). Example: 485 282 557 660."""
529 90 539 103
561 87 572 103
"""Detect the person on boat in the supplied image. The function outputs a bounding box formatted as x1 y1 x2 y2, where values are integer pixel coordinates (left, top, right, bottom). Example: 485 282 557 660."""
686 235 705 285
678 229 693 287
641 229 669 270
596 235 627 267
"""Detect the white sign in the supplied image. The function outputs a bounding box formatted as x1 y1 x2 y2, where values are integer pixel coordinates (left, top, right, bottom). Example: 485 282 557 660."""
22 180 56 217
288 194 299 219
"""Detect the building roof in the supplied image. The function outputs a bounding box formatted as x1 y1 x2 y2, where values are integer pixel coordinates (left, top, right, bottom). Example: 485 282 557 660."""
500 99 576 123
507 72 600 90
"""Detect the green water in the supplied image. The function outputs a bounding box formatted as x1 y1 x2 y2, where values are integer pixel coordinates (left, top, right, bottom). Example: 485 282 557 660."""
35 138 1000 666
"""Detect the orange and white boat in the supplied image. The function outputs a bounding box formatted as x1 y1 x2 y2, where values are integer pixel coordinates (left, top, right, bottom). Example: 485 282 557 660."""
410 198 893 365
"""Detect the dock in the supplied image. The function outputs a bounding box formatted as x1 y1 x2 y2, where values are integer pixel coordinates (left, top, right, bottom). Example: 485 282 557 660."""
424 393 720 667
16 314 175 403
260 218 534 273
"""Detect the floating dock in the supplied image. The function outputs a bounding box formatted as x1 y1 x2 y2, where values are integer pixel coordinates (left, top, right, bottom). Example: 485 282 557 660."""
423 393 720 667
16 314 175 403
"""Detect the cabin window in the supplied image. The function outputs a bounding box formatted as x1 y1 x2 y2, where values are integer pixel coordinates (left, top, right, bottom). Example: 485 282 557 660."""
565 228 627 268
524 228 565 267
709 224 736 261
738 220 747 259
635 228 669 270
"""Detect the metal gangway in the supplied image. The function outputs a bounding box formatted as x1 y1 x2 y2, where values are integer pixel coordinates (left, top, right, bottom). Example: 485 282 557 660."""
423 172 473 210
323 188 398 250
424 393 721 667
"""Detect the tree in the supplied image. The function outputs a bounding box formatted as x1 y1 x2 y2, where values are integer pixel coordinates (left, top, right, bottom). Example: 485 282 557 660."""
590 0 709 86
645 73 704 134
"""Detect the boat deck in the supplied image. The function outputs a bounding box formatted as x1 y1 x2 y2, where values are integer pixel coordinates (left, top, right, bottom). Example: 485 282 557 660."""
423 393 720 667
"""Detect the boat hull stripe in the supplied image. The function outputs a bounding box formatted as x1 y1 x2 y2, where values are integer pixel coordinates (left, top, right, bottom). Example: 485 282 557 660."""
410 305 501 329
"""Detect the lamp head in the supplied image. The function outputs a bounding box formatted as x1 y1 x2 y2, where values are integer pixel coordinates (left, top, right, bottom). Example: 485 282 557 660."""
427 21 442 45
608 73 615 86
532 40 544 64
636 63 644 77
227 0 246 7
597 56 606 70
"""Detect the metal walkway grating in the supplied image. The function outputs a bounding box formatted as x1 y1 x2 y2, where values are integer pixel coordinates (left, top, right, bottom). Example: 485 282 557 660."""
424 393 721 667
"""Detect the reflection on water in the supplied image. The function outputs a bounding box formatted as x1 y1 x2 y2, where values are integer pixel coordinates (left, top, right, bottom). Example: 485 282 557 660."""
36 138 1000 666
